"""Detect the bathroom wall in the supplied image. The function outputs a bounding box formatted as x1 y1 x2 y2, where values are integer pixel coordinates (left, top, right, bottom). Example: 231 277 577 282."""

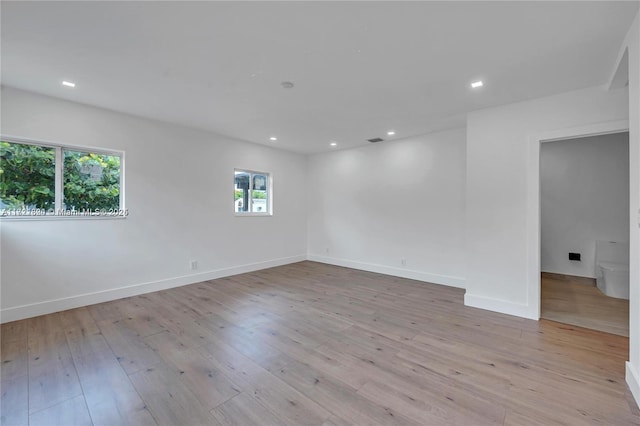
540 132 629 278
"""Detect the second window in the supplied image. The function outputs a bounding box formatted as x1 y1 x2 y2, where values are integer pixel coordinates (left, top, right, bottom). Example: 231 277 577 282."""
234 169 271 215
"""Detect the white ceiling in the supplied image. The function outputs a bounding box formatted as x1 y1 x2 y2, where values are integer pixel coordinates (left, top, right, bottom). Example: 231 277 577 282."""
1 1 638 154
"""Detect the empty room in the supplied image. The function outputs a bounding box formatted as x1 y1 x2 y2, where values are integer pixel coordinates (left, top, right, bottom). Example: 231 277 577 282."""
1 1 639 425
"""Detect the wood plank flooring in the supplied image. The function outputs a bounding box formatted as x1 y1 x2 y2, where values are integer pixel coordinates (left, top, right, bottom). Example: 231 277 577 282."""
1 261 638 425
541 272 629 337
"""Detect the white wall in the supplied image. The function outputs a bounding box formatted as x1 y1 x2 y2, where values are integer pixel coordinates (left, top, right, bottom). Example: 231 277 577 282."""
465 85 629 319
307 128 466 288
0 87 308 322
620 10 640 410
540 132 629 278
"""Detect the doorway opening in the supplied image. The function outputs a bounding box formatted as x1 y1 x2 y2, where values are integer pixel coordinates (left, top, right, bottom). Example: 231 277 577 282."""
539 131 630 336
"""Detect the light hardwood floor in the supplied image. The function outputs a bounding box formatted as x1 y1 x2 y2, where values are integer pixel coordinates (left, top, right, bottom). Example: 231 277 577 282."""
541 272 630 337
1 262 638 425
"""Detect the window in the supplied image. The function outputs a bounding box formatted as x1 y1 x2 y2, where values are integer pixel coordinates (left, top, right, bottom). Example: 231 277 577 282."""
0 137 125 218
0 141 55 212
234 169 271 215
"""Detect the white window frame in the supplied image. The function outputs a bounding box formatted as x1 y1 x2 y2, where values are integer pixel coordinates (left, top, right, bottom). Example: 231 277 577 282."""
234 168 272 217
0 135 126 220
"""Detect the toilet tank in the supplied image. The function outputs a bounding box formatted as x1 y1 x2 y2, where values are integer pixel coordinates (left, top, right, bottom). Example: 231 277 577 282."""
595 241 629 271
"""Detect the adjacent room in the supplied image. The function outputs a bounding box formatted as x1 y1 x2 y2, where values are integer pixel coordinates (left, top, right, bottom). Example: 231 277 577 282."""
540 132 631 337
1 1 639 425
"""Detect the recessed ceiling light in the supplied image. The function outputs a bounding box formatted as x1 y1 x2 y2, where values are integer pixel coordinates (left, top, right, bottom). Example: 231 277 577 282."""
62 80 76 88
330 142 337 147
269 136 277 141
471 80 484 89
387 130 396 136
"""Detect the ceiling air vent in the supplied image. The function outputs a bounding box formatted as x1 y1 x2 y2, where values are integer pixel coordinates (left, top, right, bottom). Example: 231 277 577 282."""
368 137 384 143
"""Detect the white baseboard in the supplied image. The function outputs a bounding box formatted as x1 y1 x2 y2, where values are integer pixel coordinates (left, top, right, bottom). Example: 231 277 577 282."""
306 254 465 289
464 293 538 320
0 254 306 323
627 362 640 409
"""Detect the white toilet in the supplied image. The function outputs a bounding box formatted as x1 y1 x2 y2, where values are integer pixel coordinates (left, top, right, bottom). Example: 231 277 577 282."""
595 241 629 300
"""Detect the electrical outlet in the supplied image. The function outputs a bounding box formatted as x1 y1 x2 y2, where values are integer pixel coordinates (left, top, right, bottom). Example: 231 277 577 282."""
190 260 198 270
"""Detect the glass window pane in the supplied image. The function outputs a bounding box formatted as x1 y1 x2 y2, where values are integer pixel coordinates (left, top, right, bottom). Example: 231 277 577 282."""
234 171 249 212
63 149 120 211
251 174 268 213
0 141 56 213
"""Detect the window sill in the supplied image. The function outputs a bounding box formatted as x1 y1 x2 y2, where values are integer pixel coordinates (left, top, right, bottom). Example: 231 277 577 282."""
234 212 272 217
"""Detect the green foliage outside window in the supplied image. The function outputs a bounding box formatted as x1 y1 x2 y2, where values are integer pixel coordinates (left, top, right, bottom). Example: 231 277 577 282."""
0 141 55 209
63 149 120 210
235 189 266 200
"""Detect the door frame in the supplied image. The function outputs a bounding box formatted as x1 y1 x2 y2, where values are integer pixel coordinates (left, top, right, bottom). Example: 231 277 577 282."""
526 119 630 319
